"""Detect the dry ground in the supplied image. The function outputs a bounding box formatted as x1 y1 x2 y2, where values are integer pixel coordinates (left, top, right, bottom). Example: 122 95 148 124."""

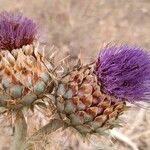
0 0 150 150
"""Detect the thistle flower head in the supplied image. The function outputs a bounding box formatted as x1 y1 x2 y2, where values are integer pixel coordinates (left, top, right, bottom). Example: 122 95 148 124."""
95 44 150 102
0 11 38 51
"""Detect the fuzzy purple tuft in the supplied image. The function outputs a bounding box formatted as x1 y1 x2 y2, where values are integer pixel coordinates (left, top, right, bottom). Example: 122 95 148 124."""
95 44 150 102
0 11 38 51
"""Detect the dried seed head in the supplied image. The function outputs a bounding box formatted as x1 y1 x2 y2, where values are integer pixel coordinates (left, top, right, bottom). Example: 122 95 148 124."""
95 44 150 102
0 11 38 51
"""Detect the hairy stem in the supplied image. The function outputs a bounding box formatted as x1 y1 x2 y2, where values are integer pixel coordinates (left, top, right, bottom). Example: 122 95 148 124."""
11 111 27 150
22 119 65 150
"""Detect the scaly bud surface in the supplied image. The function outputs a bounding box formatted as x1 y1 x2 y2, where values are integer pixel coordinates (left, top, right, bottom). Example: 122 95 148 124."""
55 64 126 135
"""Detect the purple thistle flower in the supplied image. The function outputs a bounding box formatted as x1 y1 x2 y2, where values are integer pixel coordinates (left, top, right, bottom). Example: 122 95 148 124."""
95 44 150 102
0 11 38 51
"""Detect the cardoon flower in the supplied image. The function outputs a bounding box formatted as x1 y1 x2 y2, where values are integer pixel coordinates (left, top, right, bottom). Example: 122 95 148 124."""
96 44 150 102
0 11 54 109
0 11 38 51
52 44 150 136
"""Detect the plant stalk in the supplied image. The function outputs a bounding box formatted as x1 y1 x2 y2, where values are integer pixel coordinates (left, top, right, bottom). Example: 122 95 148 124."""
22 119 65 150
11 111 27 150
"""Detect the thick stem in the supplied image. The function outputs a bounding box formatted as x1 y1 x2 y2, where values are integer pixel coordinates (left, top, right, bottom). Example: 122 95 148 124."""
22 119 65 150
11 111 27 150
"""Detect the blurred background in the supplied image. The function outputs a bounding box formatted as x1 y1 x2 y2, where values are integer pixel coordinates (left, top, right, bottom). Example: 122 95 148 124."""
0 0 150 150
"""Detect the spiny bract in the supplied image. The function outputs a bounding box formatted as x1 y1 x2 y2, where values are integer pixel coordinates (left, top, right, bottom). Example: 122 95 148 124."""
0 44 55 109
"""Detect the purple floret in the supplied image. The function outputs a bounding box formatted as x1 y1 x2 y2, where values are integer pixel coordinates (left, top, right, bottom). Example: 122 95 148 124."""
95 44 150 102
0 11 38 51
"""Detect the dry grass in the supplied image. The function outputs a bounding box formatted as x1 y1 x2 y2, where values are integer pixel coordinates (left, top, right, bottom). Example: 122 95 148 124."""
0 0 150 149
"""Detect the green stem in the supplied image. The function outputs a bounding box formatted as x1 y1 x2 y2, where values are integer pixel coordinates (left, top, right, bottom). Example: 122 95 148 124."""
11 111 27 150
22 119 65 150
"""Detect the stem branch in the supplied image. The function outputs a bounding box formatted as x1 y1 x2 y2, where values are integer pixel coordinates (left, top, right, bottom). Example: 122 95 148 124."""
11 111 27 150
22 119 65 150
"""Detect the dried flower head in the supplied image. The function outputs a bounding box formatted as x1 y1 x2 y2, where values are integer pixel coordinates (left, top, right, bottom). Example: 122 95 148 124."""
95 44 150 102
0 11 38 51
